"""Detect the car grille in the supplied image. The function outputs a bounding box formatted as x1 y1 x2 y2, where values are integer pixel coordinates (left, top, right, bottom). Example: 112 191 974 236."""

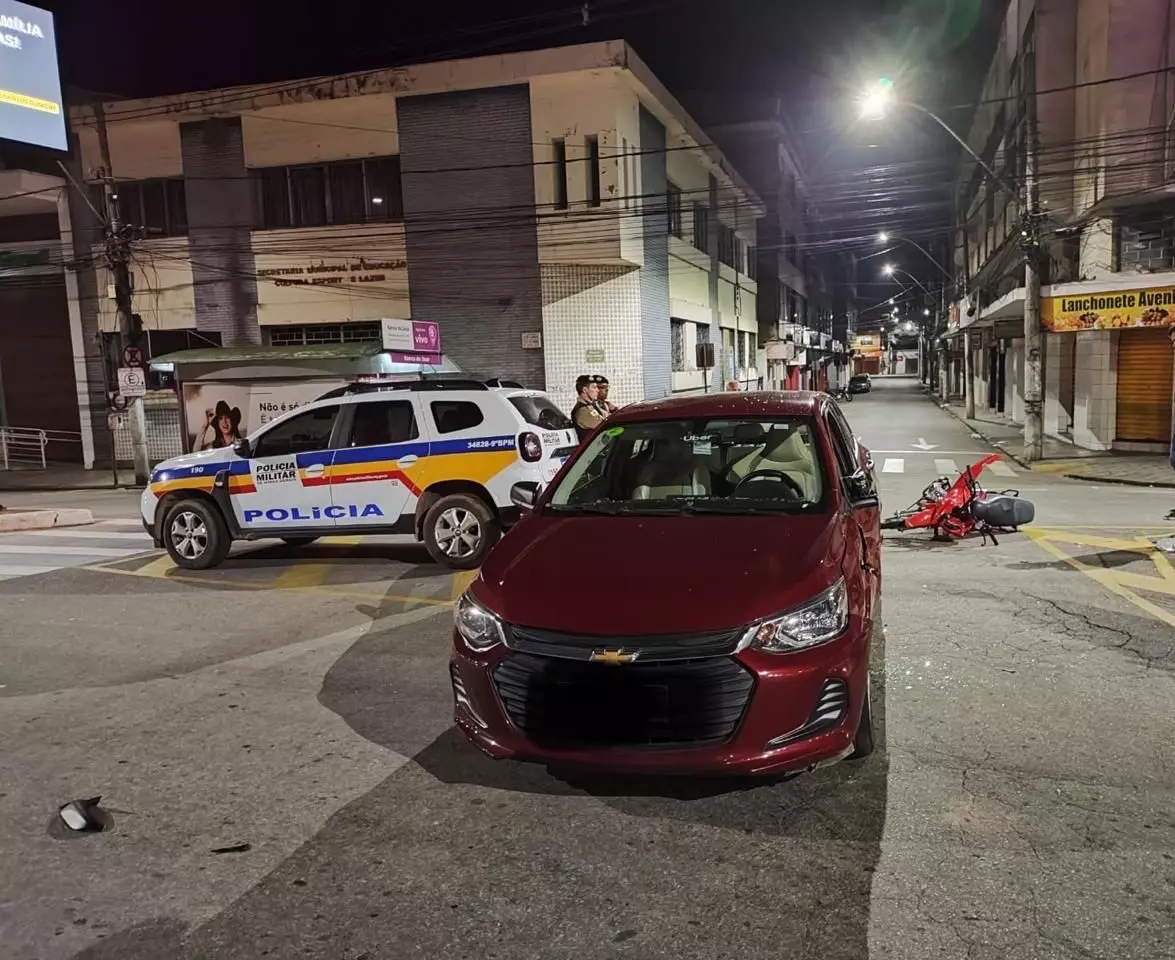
505 624 743 662
492 652 755 748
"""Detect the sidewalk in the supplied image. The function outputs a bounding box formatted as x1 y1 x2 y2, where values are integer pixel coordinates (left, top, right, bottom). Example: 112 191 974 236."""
0 463 140 491
932 394 1175 489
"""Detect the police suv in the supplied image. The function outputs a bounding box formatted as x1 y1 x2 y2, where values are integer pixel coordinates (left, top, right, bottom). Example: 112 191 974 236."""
141 378 578 570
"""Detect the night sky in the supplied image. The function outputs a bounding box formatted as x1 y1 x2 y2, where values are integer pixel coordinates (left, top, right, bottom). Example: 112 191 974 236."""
44 0 1005 316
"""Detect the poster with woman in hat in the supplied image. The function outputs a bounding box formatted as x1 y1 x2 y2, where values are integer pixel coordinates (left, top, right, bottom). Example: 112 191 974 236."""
196 399 244 450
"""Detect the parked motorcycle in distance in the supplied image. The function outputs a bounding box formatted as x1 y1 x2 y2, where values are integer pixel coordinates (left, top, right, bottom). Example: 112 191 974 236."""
831 385 853 403
880 453 1034 544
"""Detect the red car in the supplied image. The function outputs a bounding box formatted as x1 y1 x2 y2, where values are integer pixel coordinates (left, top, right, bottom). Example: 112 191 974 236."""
449 392 882 777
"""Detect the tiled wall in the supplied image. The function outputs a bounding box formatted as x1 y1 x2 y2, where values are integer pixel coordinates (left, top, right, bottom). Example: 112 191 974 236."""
1072 330 1117 450
541 263 643 413
1044 333 1076 436
1005 339 1025 424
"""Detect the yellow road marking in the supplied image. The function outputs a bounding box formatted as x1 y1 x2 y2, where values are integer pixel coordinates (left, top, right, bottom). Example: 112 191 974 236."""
451 569 478 600
271 536 363 591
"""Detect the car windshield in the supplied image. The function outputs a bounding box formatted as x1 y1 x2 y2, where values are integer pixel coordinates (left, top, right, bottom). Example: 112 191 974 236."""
546 416 826 515
509 395 574 430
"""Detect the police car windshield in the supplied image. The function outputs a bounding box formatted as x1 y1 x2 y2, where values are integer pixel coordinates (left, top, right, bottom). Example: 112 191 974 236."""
546 417 826 514
509 396 573 431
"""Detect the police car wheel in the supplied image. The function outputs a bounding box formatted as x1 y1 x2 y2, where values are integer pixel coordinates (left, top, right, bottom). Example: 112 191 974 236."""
423 494 499 569
163 499 230 570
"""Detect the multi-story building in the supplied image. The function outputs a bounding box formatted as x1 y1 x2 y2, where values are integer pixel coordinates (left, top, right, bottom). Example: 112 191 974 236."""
950 0 1175 454
0 41 763 468
709 101 854 393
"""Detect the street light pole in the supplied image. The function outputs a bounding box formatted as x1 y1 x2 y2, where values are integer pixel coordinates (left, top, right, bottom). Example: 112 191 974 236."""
879 232 953 282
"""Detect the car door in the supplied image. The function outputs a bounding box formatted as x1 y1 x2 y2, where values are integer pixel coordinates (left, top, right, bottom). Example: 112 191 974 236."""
233 403 342 532
824 402 881 611
329 397 427 529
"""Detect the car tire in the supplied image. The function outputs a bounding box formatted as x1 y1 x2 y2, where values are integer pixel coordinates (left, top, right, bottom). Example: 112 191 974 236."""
163 499 231 570
280 536 319 547
423 493 499 569
848 676 875 760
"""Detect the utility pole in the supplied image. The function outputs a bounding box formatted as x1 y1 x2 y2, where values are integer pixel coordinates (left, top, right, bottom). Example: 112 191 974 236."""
94 103 149 484
1021 50 1044 462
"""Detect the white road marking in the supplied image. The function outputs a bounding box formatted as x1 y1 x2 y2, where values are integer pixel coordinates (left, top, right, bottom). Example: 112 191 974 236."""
986 460 1017 477
882 459 905 474
870 449 998 456
0 544 143 558
934 459 959 475
0 563 60 580
21 529 150 541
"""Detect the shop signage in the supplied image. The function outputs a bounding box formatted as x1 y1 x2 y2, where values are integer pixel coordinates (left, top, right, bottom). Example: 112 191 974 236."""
852 335 882 358
380 318 440 354
765 341 794 361
585 348 605 363
1042 285 1175 332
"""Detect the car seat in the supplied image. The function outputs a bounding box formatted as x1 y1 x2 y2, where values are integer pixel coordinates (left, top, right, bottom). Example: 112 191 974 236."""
631 439 711 499
727 427 821 499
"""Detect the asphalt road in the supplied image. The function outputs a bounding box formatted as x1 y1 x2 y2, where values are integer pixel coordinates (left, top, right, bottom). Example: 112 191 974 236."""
1 378 1173 960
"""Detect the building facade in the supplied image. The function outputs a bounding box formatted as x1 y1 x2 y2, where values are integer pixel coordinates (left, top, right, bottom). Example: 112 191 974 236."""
16 41 762 467
949 0 1175 454
710 103 856 392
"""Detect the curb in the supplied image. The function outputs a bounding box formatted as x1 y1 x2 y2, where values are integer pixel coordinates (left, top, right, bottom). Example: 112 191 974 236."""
928 396 1032 470
0 507 94 533
1061 471 1175 490
0 484 144 493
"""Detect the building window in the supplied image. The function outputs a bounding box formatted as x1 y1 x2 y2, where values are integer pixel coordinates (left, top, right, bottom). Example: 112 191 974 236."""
586 135 601 207
621 138 629 208
737 331 748 369
666 182 683 238
692 204 709 252
267 322 381 346
671 319 686 371
747 244 757 280
552 138 568 210
254 156 403 229
113 178 188 237
718 224 736 269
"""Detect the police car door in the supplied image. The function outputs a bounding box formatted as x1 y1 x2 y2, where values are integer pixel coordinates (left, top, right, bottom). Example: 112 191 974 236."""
233 403 342 532
328 396 425 528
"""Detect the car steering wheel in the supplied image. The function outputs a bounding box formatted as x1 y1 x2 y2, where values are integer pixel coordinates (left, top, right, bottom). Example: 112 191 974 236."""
733 469 804 498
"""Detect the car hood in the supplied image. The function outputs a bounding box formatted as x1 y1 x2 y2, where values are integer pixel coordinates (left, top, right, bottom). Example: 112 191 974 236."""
475 512 847 636
151 447 234 478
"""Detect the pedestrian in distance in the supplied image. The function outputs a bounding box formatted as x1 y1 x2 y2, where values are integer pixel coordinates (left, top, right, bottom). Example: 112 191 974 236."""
726 380 741 392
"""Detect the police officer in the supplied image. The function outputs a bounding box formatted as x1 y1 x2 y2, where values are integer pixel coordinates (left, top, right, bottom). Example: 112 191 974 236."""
571 374 606 441
593 375 618 414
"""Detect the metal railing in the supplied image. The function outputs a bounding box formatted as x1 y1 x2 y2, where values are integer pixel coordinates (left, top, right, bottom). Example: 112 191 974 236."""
0 426 48 469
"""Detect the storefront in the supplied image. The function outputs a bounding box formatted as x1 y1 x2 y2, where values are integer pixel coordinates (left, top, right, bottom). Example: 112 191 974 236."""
1042 281 1175 451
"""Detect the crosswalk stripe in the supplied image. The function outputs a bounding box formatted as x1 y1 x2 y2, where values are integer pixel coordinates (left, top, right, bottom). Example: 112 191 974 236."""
0 563 60 579
0 544 143 558
22 529 150 541
934 458 959 475
882 458 904 473
986 459 1017 477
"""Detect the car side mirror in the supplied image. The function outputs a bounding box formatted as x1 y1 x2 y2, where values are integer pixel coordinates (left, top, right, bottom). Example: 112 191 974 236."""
845 468 878 509
232 438 251 459
510 481 541 510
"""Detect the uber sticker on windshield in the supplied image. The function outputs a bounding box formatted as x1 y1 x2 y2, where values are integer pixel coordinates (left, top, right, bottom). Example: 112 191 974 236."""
685 434 715 456
253 460 298 486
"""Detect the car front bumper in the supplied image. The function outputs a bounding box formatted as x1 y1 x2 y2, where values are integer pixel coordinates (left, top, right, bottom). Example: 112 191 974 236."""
450 621 871 776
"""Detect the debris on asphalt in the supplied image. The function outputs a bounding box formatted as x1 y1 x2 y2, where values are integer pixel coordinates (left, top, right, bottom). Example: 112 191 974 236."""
210 842 252 855
56 797 107 833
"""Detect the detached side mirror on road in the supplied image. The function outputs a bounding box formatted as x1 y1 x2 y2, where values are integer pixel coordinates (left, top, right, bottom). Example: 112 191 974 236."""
510 481 541 510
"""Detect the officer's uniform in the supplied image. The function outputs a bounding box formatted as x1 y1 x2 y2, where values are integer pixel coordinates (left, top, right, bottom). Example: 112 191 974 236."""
571 399 606 441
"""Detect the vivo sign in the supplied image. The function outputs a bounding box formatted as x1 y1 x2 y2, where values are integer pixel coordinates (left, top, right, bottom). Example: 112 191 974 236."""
381 318 441 355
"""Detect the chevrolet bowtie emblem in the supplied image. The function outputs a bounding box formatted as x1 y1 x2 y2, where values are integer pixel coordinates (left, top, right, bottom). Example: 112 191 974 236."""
590 649 639 665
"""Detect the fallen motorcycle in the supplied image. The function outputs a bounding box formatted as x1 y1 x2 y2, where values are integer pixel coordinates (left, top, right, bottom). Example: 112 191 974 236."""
880 452 1035 544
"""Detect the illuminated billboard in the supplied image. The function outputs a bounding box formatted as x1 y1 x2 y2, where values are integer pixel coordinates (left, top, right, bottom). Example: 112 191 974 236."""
0 1 65 150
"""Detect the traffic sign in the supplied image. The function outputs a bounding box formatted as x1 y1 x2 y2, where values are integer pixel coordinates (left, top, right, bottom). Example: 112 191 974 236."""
117 366 147 398
122 345 144 367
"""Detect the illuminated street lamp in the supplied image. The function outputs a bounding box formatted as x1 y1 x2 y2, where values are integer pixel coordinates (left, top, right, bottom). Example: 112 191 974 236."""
923 308 931 316
882 263 895 276
876 231 953 281
859 78 895 120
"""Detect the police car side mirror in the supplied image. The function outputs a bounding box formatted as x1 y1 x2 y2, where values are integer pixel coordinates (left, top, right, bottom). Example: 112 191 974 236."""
510 481 541 510
232 438 251 459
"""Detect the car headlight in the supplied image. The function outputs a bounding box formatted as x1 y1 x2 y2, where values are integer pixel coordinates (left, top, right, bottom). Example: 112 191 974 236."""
455 591 505 651
738 578 848 653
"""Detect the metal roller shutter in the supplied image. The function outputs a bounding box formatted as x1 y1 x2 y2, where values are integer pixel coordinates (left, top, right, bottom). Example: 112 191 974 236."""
1115 328 1174 443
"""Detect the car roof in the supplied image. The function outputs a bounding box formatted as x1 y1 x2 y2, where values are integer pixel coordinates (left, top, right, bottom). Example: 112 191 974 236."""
608 391 826 423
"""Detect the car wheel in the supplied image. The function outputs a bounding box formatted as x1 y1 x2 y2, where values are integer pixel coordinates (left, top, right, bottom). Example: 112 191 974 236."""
163 499 230 570
848 675 875 760
280 536 319 547
423 493 499 569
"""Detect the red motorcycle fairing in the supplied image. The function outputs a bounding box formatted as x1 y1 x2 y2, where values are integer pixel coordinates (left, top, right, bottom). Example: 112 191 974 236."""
886 453 1005 539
